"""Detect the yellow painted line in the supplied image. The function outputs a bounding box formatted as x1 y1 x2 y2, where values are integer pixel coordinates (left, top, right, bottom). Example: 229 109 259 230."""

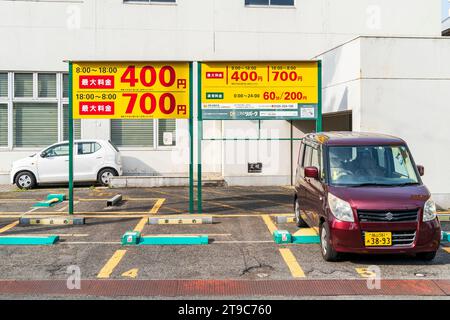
293 228 318 237
77 198 160 202
134 217 148 233
279 248 305 278
443 247 450 253
0 199 38 202
355 268 377 278
57 201 79 212
122 268 138 278
261 215 277 235
6 233 89 237
149 233 231 237
150 198 166 214
438 211 450 214
97 249 127 279
0 212 294 219
0 221 19 234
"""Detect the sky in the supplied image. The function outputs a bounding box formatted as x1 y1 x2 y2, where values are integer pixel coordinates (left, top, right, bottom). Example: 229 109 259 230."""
443 0 449 20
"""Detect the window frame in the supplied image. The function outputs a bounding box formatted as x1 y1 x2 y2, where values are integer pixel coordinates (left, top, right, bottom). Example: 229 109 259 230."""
123 0 177 5
0 71 76 151
244 0 296 8
76 142 102 156
110 119 178 151
41 143 69 158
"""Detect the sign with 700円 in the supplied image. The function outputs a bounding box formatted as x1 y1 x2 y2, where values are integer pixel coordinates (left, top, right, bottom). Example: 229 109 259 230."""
72 62 191 119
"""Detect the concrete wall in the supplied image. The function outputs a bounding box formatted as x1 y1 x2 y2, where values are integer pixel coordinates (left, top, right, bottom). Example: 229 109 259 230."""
0 0 444 184
318 36 450 208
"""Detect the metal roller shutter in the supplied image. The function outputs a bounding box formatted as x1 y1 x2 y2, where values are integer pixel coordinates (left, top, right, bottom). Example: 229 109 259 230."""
0 73 7 97
14 73 33 98
63 104 81 140
13 103 58 147
0 104 7 146
111 119 154 147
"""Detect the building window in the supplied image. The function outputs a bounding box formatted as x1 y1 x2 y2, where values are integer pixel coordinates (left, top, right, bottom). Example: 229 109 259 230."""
0 104 7 147
63 104 81 141
63 73 69 98
158 119 176 147
124 0 176 3
111 119 154 147
14 73 33 98
0 73 7 98
38 73 57 98
245 0 294 6
0 71 75 149
111 119 177 148
13 103 58 147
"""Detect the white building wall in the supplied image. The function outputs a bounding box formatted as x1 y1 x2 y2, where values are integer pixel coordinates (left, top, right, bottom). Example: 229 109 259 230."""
318 36 450 208
0 0 444 184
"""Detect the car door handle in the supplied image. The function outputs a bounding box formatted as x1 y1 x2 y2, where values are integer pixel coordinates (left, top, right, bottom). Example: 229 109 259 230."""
96 157 103 159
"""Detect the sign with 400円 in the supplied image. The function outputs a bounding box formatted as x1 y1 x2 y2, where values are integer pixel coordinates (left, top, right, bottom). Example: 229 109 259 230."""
72 62 191 119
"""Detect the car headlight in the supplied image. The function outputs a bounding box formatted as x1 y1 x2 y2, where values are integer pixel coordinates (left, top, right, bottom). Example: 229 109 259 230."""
423 199 437 222
328 193 354 222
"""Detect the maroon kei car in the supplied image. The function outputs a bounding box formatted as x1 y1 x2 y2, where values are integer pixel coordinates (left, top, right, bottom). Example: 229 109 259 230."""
294 132 441 261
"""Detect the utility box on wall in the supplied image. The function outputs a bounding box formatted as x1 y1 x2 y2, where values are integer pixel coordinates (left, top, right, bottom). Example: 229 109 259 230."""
248 163 263 173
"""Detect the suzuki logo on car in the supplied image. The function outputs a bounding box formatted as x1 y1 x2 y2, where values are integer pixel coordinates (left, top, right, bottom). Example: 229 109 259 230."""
385 212 394 221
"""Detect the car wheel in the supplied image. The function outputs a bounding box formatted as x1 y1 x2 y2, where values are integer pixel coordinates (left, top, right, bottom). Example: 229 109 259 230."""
294 197 308 228
15 171 36 190
97 168 117 186
416 251 437 261
320 222 340 262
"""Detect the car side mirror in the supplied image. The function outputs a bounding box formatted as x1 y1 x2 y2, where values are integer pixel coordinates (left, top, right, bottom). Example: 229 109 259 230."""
417 165 424 177
305 166 319 180
40 152 47 158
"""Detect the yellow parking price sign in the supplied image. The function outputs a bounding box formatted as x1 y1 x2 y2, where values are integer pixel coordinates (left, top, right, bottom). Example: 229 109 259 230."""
72 62 191 119
201 61 319 120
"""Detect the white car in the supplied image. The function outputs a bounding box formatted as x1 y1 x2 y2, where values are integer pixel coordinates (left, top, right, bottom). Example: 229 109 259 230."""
11 139 123 189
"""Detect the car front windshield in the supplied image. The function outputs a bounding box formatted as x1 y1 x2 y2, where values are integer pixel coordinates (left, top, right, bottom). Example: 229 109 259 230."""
327 145 420 187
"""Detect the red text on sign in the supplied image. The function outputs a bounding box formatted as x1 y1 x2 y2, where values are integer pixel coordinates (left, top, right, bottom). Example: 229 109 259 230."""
120 66 177 88
124 93 183 115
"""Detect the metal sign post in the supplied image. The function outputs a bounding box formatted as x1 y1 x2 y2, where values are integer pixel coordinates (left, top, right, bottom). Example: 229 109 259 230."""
68 62 74 215
197 60 323 213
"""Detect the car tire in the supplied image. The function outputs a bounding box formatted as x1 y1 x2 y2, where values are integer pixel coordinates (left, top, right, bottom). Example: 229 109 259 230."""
416 251 437 261
15 171 37 190
294 197 308 228
320 222 340 262
97 168 117 186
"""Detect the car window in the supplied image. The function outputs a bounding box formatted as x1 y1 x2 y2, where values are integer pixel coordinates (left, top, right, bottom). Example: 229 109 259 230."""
311 147 320 168
44 144 69 158
311 147 325 180
298 143 305 165
303 145 312 167
77 142 101 155
328 145 419 186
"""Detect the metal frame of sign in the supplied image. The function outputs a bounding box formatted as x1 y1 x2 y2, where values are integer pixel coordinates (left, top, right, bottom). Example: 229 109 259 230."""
68 61 195 215
196 61 322 213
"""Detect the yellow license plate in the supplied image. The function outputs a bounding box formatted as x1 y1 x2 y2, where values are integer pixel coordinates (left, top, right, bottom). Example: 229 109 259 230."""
365 232 392 247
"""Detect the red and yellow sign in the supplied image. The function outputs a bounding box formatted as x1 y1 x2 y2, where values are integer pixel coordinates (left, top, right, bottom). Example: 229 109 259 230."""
72 62 191 119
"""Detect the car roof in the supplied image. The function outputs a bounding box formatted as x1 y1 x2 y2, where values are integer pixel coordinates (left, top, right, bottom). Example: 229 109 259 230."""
305 131 406 146
56 139 107 145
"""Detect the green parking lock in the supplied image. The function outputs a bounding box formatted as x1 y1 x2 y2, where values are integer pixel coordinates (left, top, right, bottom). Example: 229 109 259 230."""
273 230 292 244
441 231 449 243
46 194 66 202
121 231 141 245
